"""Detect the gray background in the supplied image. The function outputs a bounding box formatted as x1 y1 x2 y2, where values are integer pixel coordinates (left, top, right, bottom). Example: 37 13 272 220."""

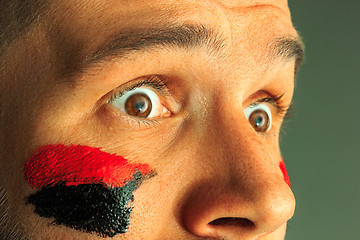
282 1 360 239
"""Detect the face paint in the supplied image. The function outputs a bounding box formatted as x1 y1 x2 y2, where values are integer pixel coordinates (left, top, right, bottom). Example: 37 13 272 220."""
23 144 154 238
24 144 152 188
279 161 291 187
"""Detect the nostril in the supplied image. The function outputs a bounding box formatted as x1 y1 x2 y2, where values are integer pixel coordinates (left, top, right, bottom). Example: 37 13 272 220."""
209 217 255 228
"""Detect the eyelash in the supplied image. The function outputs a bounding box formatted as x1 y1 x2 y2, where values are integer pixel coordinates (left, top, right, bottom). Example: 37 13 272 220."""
106 76 171 128
252 93 294 120
106 76 294 126
108 75 170 103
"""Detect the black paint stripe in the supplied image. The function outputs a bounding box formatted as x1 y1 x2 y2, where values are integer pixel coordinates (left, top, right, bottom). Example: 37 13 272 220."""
27 171 142 238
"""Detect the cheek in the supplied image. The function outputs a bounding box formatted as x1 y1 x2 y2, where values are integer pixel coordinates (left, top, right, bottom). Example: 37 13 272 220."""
23 144 153 188
279 161 291 187
23 144 154 238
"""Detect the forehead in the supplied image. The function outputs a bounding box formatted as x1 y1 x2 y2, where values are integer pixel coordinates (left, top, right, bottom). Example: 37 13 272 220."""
44 0 296 50
40 0 298 71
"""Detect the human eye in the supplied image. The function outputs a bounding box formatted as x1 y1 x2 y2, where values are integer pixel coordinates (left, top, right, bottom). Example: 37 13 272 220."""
108 76 172 119
244 94 293 133
244 103 272 132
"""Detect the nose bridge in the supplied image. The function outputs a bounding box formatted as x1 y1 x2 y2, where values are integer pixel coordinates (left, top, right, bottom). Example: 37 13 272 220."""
190 90 276 180
206 108 278 192
182 103 295 238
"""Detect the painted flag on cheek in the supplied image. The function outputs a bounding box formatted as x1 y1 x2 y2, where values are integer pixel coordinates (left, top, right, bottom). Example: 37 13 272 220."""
23 144 154 238
280 161 291 187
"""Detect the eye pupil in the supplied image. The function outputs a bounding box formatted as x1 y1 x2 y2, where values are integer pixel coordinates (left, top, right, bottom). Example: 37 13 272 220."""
125 93 152 118
135 101 146 111
255 116 263 126
249 110 269 132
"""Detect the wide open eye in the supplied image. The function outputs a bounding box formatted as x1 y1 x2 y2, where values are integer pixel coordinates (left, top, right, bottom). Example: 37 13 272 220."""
110 88 171 118
244 103 272 132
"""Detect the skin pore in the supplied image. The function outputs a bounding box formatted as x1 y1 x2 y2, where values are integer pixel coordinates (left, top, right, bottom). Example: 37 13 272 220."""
0 0 304 239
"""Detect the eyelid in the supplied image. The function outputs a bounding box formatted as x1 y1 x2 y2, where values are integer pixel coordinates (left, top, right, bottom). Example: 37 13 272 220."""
108 75 170 102
252 94 290 117
103 75 178 127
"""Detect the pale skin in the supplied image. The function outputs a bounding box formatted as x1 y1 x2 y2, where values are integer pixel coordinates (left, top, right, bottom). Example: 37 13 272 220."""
0 0 303 239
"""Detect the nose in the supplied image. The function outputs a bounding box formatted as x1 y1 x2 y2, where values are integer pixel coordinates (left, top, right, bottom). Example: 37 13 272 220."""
181 119 295 239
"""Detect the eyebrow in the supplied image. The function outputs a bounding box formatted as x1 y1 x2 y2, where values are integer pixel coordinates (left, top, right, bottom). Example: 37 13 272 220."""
74 24 304 77
272 37 305 74
84 24 227 68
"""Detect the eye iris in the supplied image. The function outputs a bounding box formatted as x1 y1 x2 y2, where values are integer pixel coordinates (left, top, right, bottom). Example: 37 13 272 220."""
124 93 152 118
249 109 269 132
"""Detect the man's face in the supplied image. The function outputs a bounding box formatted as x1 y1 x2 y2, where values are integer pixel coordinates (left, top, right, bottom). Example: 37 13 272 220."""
0 0 303 239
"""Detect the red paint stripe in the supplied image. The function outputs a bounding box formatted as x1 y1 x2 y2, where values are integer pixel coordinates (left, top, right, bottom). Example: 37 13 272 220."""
279 161 291 187
23 144 153 189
